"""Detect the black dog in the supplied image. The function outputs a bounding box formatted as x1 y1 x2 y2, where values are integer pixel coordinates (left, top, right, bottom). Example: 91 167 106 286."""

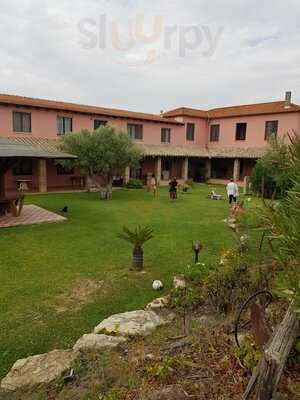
61 206 68 213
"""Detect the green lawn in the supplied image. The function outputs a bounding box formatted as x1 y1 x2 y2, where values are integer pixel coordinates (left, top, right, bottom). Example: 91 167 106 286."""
0 184 235 377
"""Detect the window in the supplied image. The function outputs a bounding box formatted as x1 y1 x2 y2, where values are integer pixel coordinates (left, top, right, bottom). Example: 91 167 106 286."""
127 123 143 140
13 112 31 133
161 128 171 143
186 123 195 141
94 119 107 130
56 164 74 175
210 124 220 142
265 120 278 140
235 122 247 140
57 116 72 135
12 160 33 176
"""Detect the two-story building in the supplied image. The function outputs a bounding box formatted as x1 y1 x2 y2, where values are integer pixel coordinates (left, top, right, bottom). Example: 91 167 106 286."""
0 91 299 193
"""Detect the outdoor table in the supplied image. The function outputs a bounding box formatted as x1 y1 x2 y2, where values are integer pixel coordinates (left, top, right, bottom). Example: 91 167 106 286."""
0 194 25 217
16 179 31 191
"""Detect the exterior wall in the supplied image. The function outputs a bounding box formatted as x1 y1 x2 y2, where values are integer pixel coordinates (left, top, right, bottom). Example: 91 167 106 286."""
0 105 184 144
208 112 300 149
1 104 299 148
179 116 209 146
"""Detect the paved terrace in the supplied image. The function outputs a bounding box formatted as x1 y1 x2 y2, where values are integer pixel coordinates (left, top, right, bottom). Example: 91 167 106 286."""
0 205 66 228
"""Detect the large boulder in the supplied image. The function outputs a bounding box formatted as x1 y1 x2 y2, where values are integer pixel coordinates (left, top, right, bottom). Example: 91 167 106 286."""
94 310 168 337
73 333 126 352
1 350 76 392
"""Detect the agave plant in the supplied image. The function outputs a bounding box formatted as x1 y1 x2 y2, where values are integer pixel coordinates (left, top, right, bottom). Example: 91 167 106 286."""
119 225 154 271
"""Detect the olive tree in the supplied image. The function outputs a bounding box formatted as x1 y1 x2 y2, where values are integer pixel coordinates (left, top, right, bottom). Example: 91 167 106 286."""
59 126 142 199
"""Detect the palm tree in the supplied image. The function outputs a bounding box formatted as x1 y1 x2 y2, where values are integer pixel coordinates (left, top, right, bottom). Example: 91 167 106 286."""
119 225 154 271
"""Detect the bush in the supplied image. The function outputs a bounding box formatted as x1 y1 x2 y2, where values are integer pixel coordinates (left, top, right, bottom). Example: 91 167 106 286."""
250 160 278 198
126 179 143 189
181 183 191 193
185 179 195 187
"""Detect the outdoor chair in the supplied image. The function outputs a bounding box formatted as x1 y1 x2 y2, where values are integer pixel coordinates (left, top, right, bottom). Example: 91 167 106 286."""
208 190 223 200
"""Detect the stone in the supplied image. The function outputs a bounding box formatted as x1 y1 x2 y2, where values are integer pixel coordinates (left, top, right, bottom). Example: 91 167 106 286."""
94 310 168 337
173 275 186 289
73 333 126 352
145 296 169 311
1 350 76 391
140 384 188 399
152 280 163 290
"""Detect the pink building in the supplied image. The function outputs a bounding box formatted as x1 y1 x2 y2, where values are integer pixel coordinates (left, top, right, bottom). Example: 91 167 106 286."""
0 91 299 193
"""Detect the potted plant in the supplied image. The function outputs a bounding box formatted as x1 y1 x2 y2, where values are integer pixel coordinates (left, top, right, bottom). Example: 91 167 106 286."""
119 225 154 271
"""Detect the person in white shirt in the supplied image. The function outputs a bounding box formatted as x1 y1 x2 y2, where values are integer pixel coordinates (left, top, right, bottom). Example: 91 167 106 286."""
226 179 239 205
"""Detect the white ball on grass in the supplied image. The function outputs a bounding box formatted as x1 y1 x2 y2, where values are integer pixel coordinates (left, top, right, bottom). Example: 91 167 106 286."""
152 280 163 290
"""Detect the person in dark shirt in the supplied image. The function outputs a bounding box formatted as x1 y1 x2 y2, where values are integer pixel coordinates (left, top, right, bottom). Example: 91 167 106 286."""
169 177 178 200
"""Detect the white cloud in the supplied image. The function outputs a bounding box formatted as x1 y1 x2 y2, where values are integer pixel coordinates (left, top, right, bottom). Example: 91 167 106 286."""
0 0 300 112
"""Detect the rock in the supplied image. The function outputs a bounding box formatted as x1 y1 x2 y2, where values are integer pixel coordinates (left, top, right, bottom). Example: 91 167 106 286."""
1 350 76 391
145 296 169 311
94 310 168 337
73 333 126 352
140 384 188 399
173 275 186 289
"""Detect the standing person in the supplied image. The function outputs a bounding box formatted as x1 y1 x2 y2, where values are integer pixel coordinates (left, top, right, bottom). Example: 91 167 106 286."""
169 177 178 200
150 174 157 197
226 178 239 205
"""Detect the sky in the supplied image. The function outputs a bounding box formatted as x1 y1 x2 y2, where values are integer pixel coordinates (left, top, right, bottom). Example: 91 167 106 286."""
1 0 300 114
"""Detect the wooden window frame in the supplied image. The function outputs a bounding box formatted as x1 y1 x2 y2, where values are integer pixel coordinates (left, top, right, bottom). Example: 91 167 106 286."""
13 111 32 133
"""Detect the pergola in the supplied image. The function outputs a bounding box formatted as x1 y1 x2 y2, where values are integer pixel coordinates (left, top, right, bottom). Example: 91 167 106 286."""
0 137 76 215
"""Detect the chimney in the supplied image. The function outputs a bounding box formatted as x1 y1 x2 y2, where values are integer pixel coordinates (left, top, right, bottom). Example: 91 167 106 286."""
285 91 292 108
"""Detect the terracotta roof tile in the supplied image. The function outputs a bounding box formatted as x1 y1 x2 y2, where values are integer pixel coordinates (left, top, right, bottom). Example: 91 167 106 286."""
164 101 300 119
163 107 208 118
208 146 266 159
0 94 182 125
0 137 76 159
4 137 265 159
137 143 209 157
208 101 300 118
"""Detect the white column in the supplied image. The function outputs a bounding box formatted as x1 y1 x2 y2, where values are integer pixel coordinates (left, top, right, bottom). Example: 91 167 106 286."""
38 159 47 193
155 157 161 185
124 166 130 184
205 158 211 180
182 157 189 181
233 158 240 181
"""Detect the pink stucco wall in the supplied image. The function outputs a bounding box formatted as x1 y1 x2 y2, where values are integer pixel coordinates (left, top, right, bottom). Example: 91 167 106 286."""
0 105 184 144
1 104 299 148
208 112 300 148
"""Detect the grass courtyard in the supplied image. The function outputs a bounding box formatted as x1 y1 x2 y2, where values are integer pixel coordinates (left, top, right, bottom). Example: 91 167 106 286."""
0 184 236 377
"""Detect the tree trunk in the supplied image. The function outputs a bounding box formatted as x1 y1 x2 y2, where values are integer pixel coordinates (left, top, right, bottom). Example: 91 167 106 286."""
105 176 113 200
85 175 93 191
242 304 299 400
132 246 143 271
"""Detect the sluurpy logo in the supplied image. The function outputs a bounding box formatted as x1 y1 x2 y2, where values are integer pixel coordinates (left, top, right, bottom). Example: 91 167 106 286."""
78 14 223 67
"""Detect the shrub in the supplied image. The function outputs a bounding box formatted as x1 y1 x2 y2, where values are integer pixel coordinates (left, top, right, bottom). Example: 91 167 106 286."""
181 183 191 193
235 335 261 371
184 262 212 283
250 160 277 198
185 179 195 187
126 178 143 189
